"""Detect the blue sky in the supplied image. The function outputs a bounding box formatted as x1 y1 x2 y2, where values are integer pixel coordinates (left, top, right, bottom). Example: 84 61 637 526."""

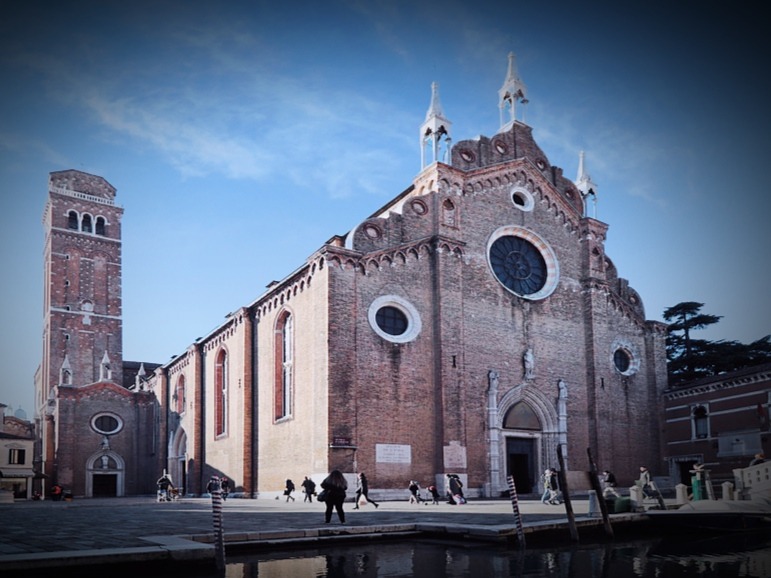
1 1 769 414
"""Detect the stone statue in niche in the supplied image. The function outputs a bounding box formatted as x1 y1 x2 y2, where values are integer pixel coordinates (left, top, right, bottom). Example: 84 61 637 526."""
558 379 568 399
523 348 534 379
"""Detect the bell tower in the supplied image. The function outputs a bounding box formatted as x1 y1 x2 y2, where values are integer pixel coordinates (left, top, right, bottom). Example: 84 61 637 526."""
37 170 125 486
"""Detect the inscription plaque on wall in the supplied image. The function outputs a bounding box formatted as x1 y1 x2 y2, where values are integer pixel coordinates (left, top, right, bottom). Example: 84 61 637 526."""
376 443 412 464
443 441 467 469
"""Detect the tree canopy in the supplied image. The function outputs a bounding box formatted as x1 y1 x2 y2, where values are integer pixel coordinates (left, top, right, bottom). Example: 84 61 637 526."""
664 301 771 387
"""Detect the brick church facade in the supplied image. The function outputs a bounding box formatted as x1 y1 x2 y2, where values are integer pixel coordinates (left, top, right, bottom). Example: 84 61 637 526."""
35 55 668 498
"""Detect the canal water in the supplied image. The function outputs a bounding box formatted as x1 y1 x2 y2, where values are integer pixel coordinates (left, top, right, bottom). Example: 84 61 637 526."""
220 532 771 577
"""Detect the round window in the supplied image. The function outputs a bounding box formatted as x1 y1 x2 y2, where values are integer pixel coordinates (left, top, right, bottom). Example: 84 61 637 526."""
487 226 558 300
610 342 639 376
375 306 408 336
490 235 547 295
613 349 631 373
91 413 123 435
368 296 422 344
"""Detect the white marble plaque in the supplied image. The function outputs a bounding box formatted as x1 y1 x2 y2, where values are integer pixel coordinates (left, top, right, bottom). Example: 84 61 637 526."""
376 443 412 464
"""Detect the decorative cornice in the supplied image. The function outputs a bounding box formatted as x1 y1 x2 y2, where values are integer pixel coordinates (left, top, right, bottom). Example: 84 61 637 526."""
662 368 771 400
49 185 117 207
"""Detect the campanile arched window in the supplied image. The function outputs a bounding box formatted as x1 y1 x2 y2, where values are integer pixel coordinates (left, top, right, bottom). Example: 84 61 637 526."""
215 349 228 436
274 310 293 421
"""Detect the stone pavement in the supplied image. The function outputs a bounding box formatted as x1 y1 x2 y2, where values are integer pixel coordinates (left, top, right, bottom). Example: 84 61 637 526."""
0 495 651 573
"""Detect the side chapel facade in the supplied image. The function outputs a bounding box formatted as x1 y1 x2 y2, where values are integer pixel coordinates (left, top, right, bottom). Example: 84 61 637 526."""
35 54 668 498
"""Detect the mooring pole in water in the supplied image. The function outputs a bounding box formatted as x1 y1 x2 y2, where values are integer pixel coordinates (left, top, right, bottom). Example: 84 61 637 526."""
210 483 226 572
557 444 579 542
506 475 526 547
587 447 614 538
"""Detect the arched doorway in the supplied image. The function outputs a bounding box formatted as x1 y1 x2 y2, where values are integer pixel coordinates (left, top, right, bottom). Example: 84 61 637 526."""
169 428 188 495
502 402 541 493
85 451 125 497
490 384 559 496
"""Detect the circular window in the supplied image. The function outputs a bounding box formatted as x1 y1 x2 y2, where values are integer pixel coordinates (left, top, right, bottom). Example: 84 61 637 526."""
364 224 381 239
613 349 631 373
611 341 640 376
487 226 559 300
493 140 508 155
376 306 408 335
510 187 534 212
459 149 475 163
91 413 123 435
410 199 428 215
368 295 422 344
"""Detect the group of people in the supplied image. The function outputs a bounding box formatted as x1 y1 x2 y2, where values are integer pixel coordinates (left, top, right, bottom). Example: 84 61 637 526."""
405 479 442 504
205 475 231 500
156 474 177 502
539 467 627 504
540 468 562 505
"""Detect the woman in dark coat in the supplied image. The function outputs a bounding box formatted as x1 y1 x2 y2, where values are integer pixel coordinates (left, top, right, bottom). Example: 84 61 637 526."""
321 469 348 523
354 472 379 509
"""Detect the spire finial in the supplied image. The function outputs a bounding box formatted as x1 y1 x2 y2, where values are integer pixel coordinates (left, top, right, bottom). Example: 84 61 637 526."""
420 82 452 168
498 52 529 129
575 151 598 218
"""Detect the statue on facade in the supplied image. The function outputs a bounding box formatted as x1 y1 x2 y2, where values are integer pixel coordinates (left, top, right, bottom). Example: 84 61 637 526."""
523 348 534 379
488 369 499 392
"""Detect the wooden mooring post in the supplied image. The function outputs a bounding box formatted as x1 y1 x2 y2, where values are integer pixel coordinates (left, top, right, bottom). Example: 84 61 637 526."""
587 447 614 538
506 475 526 547
557 444 579 542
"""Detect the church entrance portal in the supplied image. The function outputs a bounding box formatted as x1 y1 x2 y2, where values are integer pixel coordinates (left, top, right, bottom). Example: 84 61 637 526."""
92 473 117 497
506 437 536 493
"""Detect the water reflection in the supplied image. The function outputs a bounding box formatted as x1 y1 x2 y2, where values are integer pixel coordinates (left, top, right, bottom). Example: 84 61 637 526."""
224 533 771 577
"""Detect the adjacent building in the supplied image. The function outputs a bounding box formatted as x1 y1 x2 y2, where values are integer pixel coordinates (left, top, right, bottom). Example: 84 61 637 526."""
0 403 36 499
662 362 771 487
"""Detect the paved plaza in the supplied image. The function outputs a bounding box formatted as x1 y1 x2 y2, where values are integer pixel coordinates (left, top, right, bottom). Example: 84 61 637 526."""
0 495 650 573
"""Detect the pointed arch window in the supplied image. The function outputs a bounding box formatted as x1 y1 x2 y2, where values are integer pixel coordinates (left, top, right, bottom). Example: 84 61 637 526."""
82 214 92 233
67 211 79 230
175 375 186 415
274 311 293 421
215 349 228 436
442 199 457 227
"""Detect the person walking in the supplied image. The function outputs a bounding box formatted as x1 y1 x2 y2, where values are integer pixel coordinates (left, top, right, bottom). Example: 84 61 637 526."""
301 476 316 503
320 469 348 524
220 476 231 501
601 470 620 498
426 484 440 505
545 469 561 505
540 469 553 504
408 480 422 504
206 475 221 497
353 472 379 509
284 479 296 502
